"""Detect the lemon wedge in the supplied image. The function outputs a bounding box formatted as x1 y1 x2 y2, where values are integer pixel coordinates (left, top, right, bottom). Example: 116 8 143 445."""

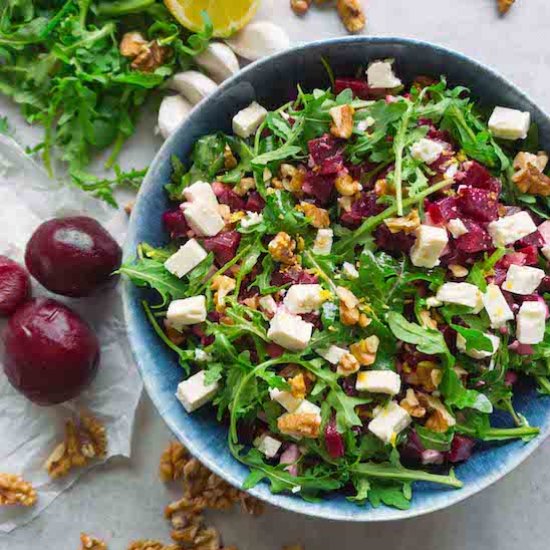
164 0 260 38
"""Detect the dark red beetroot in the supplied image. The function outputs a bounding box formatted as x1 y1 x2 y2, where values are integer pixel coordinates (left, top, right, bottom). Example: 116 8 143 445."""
0 256 31 317
496 251 528 270
325 417 345 458
446 435 475 463
516 229 544 248
163 209 189 239
25 217 122 298
245 191 265 213
334 78 371 99
203 231 241 266
456 187 499 222
266 342 285 358
2 298 100 405
374 224 415 254
341 191 385 228
302 172 335 205
211 182 246 211
457 161 491 188
455 220 493 253
270 266 318 286
517 245 539 266
427 196 459 224
308 135 345 175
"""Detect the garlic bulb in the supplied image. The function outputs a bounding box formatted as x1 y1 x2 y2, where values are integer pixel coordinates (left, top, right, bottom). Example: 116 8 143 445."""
225 21 291 61
158 95 192 139
195 42 240 83
167 71 218 105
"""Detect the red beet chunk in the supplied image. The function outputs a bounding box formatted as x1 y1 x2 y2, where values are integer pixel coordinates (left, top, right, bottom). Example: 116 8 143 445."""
245 191 265 213
400 431 425 462
458 161 491 188
430 196 459 223
456 187 499 222
212 182 246 211
517 245 539 265
270 266 318 286
496 251 527 270
334 78 371 99
455 221 493 253
516 230 544 248
446 435 475 463
341 191 385 228
190 324 214 346
203 231 241 266
302 172 335 205
374 224 415 254
308 134 340 165
0 256 31 317
325 417 345 458
266 342 285 358
163 208 189 239
2 298 100 405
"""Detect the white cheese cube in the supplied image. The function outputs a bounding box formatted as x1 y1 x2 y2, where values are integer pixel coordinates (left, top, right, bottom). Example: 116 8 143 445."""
254 433 283 458
436 282 484 311
259 295 278 315
456 332 500 359
294 399 322 418
183 202 225 237
269 388 303 412
503 264 546 295
312 228 333 256
183 181 219 209
342 262 359 279
483 284 515 328
447 218 469 239
488 212 537 247
167 296 207 330
517 301 547 344
241 211 263 228
356 370 401 396
267 310 313 351
488 106 531 140
176 370 218 413
410 225 449 268
426 296 443 308
164 239 207 278
283 284 326 314
232 101 268 138
316 345 348 364
368 401 411 445
366 59 402 89
410 138 444 165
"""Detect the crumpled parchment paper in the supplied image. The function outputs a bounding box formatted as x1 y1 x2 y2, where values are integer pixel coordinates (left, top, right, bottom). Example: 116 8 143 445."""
0 135 143 533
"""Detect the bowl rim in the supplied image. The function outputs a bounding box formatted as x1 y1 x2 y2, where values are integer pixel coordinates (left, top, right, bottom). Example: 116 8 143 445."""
123 35 550 522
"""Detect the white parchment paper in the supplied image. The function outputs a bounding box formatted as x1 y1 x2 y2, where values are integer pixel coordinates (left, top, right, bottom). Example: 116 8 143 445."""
0 135 143 533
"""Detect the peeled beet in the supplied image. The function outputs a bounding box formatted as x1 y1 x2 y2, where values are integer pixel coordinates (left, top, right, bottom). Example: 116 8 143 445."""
0 256 31 316
2 298 100 405
25 216 122 297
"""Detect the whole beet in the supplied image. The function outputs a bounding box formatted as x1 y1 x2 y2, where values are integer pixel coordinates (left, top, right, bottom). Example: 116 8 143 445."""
25 216 122 297
2 298 100 405
0 256 31 316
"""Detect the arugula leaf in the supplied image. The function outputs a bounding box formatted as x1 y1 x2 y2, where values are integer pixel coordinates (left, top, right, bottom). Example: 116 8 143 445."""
439 368 493 413
415 426 453 451
326 389 370 432
451 325 494 353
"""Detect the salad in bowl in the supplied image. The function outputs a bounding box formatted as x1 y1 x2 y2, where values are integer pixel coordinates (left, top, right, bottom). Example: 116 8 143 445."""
122 57 550 511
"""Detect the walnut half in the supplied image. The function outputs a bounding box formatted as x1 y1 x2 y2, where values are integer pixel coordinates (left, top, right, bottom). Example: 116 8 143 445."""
336 0 366 33
0 473 37 507
81 533 107 550
512 152 550 196
119 31 170 73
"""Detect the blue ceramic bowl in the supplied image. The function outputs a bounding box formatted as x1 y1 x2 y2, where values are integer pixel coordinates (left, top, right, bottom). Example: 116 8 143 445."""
123 37 550 521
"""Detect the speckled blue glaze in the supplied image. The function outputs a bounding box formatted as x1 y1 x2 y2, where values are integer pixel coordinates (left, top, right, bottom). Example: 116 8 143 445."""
123 37 550 521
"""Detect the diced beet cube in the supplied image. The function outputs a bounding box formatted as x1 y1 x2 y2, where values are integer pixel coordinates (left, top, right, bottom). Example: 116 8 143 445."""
456 187 499 222
340 191 385 228
517 245 539 266
212 182 246 212
491 267 508 286
508 340 534 355
245 191 265 213
302 172 335 205
496 251 527 270
308 134 340 165
432 196 459 222
446 435 475 463
191 324 214 346
400 431 425 463
455 220 493 253
504 371 518 387
300 311 322 329
208 311 222 323
427 128 454 145
270 266 318 286
266 342 285 358
516 230 544 248
163 209 189 239
325 417 345 458
346 161 377 182
374 224 415 254
203 231 241 266
458 161 491 188
341 375 358 397
334 78 371 99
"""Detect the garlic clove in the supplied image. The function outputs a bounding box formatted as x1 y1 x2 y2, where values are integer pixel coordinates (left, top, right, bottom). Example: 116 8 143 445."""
225 21 291 61
158 95 192 139
167 71 218 105
195 42 240 83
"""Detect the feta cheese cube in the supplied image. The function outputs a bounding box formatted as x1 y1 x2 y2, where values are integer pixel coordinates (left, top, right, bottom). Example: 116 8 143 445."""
294 399 322 418
410 138 445 165
167 296 207 330
183 202 225 237
254 433 283 458
488 106 531 140
368 401 411 444
269 388 302 412
183 181 219 209
232 101 268 138
436 282 484 311
517 300 547 344
312 228 333 256
283 284 326 314
488 212 537 247
503 264 546 295
447 218 469 239
267 310 313 351
410 225 449 268
316 345 348 365
356 370 401 396
366 59 402 89
426 296 443 308
164 239 207 278
259 294 278 315
240 211 263 228
456 332 500 359
176 370 218 413
483 284 515 328
342 262 359 279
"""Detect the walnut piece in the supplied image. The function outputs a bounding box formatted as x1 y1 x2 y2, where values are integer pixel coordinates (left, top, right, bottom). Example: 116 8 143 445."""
336 0 366 33
278 412 321 439
223 145 238 170
289 373 307 399
335 172 362 196
399 389 426 418
497 0 515 14
350 336 379 366
120 32 148 57
419 394 456 432
160 441 188 482
279 164 305 196
0 473 37 507
211 275 236 312
120 32 170 73
233 177 256 197
297 202 330 228
512 152 550 196
127 541 179 550
337 352 360 375
329 104 355 139
384 209 420 234
268 232 297 265
80 533 107 550
290 0 312 15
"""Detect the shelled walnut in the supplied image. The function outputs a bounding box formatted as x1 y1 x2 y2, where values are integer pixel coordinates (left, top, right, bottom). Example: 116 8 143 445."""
0 473 37 507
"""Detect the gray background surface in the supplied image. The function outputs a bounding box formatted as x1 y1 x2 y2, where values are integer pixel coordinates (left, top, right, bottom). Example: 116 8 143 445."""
3 0 550 548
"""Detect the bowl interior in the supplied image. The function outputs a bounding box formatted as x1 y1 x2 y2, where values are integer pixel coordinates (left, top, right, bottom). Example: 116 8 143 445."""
123 37 550 521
